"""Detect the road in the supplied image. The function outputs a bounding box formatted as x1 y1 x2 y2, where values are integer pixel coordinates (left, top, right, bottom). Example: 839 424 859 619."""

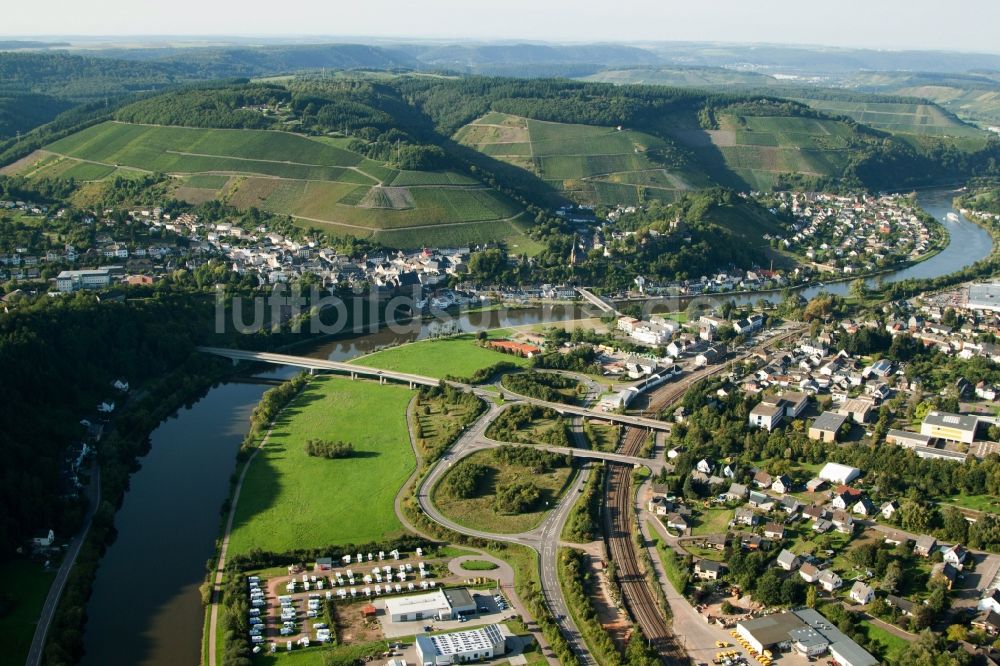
416 406 598 665
196 347 673 432
25 462 101 666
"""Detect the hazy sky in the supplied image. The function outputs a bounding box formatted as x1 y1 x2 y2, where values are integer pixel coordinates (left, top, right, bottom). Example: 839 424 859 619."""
6 0 1000 54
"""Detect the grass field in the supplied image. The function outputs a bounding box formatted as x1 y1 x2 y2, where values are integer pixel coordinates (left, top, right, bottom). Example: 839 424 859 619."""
432 449 573 534
859 620 909 663
455 112 710 206
459 559 499 571
0 559 55 664
226 376 414 556
22 121 529 247
350 332 529 380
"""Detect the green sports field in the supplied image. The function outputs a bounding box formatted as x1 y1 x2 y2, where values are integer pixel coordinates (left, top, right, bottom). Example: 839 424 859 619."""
15 121 528 246
226 376 414 556
350 332 530 380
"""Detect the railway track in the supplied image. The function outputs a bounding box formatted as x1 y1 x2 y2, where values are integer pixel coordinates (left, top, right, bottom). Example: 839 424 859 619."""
603 324 805 664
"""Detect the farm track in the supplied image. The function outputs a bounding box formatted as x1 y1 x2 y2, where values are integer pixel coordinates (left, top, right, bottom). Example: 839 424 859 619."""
603 325 805 664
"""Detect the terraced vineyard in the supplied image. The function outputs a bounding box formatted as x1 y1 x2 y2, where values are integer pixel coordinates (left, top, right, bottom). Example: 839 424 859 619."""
666 112 865 190
797 98 988 146
7 121 531 247
455 112 712 206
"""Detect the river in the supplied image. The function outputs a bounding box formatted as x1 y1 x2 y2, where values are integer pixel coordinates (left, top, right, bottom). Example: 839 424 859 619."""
77 188 990 665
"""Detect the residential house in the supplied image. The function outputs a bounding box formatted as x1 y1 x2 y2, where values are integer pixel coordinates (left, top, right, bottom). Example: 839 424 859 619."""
831 510 855 534
886 594 915 617
974 610 1000 636
849 581 875 605
725 483 749 502
666 512 690 534
944 544 969 567
883 530 909 547
931 562 959 589
803 504 828 522
914 535 938 557
799 563 821 583
772 475 793 495
776 549 800 571
748 491 775 511
763 523 785 540
813 518 833 533
735 507 759 527
753 470 773 489
980 589 1000 615
818 570 843 592
780 496 803 517
647 496 669 516
880 501 899 520
853 497 876 517
694 559 725 581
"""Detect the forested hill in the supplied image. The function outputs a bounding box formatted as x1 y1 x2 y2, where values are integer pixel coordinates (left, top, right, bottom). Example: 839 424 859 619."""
9 75 1000 203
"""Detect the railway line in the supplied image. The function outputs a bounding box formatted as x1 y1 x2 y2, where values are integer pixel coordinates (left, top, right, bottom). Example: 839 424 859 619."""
603 324 805 664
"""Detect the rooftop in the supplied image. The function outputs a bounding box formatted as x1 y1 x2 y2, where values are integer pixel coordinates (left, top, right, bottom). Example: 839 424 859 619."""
811 411 848 432
415 624 505 658
923 411 978 432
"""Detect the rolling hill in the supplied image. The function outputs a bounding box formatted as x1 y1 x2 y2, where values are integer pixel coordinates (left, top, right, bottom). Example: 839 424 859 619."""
454 112 713 206
9 120 529 248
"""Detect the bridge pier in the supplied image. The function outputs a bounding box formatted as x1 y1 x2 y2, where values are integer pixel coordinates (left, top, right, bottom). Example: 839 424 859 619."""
409 381 414 390
380 376 385 385
351 372 356 381
308 368 315 375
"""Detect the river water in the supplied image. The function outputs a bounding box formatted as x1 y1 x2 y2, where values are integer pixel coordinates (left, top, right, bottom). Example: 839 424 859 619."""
78 188 991 665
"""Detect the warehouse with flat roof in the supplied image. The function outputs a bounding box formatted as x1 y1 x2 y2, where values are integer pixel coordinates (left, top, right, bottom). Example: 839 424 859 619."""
969 282 1000 312
736 608 877 666
415 623 507 665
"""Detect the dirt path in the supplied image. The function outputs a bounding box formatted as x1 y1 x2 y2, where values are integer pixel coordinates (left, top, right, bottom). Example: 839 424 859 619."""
207 411 286 666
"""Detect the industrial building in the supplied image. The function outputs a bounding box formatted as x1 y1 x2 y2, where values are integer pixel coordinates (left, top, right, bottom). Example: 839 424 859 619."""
736 608 877 666
55 266 123 292
968 282 1000 312
384 588 477 623
920 411 979 444
415 623 507 665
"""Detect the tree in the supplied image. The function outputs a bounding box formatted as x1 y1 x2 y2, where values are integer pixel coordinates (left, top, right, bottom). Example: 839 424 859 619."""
941 506 969 543
882 560 902 594
754 570 784 606
805 585 817 608
849 278 868 300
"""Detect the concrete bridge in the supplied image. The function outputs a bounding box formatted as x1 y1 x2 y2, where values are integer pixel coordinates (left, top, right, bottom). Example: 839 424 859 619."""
575 287 621 317
196 347 440 388
196 346 673 432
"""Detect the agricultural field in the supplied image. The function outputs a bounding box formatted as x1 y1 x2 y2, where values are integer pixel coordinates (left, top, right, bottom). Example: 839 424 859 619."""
432 448 574 534
669 112 864 190
350 332 529 380
226 376 414 556
798 98 988 143
455 113 711 206
14 121 527 246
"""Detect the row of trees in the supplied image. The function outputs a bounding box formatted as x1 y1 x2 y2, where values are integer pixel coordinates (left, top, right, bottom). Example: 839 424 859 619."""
304 439 355 459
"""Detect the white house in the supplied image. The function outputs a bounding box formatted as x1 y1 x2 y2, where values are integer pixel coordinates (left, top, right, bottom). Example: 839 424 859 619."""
849 581 875 605
818 570 843 592
32 529 55 549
